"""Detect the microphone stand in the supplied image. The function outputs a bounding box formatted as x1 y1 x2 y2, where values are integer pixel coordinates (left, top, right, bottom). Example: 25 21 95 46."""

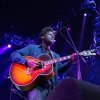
58 27 86 80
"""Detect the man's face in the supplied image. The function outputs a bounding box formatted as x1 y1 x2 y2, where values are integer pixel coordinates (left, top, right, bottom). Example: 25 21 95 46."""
43 31 55 46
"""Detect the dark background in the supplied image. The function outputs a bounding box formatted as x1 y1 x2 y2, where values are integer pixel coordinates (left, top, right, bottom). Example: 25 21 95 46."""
0 0 99 100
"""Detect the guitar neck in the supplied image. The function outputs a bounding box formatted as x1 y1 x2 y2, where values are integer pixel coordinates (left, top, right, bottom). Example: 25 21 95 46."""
43 50 96 65
44 55 72 65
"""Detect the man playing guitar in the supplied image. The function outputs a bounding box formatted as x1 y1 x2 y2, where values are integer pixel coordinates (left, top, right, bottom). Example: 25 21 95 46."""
10 26 77 100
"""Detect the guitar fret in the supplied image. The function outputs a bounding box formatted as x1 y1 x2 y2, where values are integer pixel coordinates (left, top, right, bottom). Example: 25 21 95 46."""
54 59 57 62
63 57 66 60
67 55 71 59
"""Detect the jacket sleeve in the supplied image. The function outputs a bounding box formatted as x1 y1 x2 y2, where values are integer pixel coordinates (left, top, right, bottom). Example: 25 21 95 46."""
54 53 72 75
10 44 32 65
58 60 72 75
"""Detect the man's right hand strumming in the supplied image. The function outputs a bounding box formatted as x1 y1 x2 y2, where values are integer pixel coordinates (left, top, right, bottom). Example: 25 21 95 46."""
26 59 42 74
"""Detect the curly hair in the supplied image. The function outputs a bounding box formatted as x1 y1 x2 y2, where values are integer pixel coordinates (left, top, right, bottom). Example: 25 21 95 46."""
39 26 55 38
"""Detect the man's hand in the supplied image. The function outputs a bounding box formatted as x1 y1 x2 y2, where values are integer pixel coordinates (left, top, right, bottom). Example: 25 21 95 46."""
26 59 42 69
71 53 78 64
26 60 41 74
27 60 38 69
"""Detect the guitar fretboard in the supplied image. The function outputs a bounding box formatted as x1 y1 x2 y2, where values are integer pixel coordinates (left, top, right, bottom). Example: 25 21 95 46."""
43 55 72 65
43 50 96 65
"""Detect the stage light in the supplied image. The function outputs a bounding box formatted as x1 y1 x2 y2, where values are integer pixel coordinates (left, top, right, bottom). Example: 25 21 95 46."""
84 13 87 16
67 28 71 31
8 44 11 48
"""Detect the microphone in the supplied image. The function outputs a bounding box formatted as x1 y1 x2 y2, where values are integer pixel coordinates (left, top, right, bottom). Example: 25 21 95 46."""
54 26 66 35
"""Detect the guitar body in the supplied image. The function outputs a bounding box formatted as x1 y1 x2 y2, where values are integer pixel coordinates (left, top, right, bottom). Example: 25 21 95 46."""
9 54 54 91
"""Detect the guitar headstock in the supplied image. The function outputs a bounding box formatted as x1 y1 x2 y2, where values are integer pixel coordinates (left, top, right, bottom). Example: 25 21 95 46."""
80 50 96 57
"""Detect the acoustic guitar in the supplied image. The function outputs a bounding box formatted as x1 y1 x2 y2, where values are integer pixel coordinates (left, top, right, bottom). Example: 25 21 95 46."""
9 50 96 91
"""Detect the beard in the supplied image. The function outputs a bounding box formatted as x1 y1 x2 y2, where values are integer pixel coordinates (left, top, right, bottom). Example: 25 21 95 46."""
44 39 54 46
45 40 53 46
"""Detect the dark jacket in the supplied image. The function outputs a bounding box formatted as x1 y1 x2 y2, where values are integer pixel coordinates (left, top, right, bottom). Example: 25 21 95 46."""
10 44 65 88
